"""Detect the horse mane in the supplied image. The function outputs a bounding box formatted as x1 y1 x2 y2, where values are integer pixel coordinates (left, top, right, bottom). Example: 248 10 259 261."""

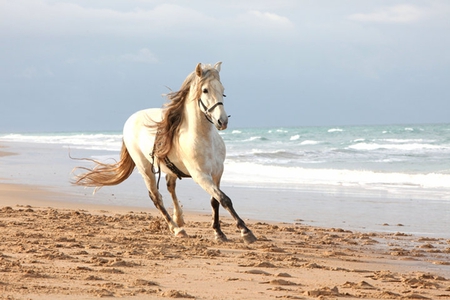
153 65 220 161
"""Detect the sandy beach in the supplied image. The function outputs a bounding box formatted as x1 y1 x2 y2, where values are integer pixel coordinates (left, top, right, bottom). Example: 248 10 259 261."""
1 184 450 300
1 143 450 299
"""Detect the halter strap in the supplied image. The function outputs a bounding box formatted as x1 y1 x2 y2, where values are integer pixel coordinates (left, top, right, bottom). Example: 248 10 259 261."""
198 99 223 112
198 99 224 124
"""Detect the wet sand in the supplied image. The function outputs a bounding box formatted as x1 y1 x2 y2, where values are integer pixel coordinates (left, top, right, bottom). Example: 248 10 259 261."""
1 183 450 300
1 142 450 299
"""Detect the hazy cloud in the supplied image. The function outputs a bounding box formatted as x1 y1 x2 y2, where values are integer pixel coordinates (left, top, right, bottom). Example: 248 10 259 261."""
0 1 294 39
348 5 425 23
246 10 294 28
99 49 159 64
121 49 158 64
15 67 54 79
1 0 450 131
0 1 214 37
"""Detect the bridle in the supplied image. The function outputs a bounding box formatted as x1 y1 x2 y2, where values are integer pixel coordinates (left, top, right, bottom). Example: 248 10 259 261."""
198 98 229 124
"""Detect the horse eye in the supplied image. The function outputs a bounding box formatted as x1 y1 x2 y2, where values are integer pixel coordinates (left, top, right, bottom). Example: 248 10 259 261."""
223 94 226 97
203 88 208 93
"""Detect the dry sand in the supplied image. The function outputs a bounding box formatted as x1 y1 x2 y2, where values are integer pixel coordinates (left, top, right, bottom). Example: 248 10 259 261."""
1 184 450 300
1 143 450 299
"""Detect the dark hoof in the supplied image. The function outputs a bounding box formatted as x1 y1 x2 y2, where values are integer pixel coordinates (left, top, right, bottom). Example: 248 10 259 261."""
242 231 257 244
215 232 228 242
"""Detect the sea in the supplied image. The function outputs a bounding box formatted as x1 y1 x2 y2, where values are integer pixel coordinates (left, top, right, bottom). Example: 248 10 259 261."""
1 123 450 237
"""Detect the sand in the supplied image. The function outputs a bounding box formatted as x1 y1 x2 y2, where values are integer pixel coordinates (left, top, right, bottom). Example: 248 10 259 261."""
0 145 16 158
1 142 450 299
0 183 449 300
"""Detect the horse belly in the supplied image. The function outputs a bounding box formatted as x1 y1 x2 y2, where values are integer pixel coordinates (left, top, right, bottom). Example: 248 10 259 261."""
123 108 162 163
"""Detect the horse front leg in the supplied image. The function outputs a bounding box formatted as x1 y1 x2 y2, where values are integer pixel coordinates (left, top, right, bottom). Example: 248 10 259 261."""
196 175 256 243
211 197 227 242
217 191 257 244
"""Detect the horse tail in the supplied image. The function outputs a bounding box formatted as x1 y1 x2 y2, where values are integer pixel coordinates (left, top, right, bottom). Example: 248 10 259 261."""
73 141 135 190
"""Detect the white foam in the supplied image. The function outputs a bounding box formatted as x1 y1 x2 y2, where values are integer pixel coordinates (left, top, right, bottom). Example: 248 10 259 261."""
223 162 450 191
290 135 300 141
349 142 444 151
378 138 435 143
0 133 122 151
300 140 320 145
243 136 263 142
328 128 343 133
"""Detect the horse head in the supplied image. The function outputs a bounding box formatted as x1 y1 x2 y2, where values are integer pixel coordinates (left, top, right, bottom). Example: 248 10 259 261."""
195 62 229 130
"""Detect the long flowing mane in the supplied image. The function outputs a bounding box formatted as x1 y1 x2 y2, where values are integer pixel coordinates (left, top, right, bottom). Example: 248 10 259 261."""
73 61 257 243
153 65 220 160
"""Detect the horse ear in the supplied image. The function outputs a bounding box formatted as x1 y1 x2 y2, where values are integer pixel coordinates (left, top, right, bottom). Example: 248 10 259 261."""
214 61 222 72
195 63 203 77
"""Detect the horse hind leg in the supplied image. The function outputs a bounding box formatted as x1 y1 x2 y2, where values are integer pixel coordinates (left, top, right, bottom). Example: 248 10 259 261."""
166 174 185 227
141 169 187 238
147 188 187 238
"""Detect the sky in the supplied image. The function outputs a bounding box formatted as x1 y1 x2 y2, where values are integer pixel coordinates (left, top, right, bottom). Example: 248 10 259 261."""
1 0 449 132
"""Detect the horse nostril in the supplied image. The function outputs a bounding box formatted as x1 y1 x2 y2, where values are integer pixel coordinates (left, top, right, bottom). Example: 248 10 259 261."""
221 119 228 129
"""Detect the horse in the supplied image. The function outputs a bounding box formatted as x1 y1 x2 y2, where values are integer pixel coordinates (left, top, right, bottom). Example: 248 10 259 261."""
73 62 257 244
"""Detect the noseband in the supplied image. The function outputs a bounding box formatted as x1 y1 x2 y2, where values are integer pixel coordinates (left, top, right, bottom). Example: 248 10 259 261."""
198 98 225 124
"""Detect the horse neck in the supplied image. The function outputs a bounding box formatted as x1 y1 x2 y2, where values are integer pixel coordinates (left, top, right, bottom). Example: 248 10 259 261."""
182 93 214 140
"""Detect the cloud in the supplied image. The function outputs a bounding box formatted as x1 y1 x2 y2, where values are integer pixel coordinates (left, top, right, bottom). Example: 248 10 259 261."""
0 1 296 42
99 48 159 64
238 10 294 29
15 67 54 79
118 48 159 64
348 5 425 23
248 10 294 28
0 1 214 37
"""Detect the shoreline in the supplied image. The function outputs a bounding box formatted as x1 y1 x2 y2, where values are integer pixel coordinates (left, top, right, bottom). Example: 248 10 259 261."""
1 141 450 299
1 182 450 299
1 140 450 239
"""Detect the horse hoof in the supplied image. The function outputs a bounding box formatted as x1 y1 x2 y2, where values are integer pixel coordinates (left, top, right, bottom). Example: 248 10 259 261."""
242 231 257 244
215 232 228 243
174 228 188 238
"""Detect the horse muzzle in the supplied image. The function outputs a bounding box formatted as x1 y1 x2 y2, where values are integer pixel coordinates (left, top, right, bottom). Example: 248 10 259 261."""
216 116 228 130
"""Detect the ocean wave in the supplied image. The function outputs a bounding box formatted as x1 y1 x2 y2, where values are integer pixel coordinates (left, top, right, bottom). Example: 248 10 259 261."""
0 133 122 151
223 162 450 190
377 138 436 143
300 140 320 145
328 128 343 133
243 136 268 142
348 143 444 151
251 149 301 160
290 135 300 141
